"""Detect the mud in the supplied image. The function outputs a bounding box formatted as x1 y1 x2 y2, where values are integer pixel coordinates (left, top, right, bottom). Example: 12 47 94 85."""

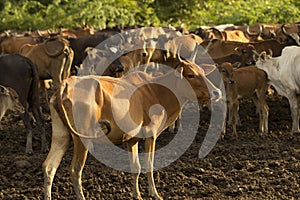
0 95 299 199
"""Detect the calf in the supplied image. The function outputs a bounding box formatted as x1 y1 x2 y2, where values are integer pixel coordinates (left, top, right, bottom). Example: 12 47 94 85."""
219 62 269 136
0 85 24 120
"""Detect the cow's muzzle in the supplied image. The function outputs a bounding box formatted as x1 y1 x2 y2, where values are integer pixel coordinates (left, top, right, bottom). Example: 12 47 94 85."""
115 65 124 72
229 79 235 84
211 89 222 101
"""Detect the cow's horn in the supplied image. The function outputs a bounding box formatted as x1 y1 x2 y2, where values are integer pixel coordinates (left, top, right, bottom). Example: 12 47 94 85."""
281 24 288 36
176 43 183 63
0 85 5 94
246 25 260 36
37 30 42 37
190 43 199 63
268 49 273 57
44 38 67 57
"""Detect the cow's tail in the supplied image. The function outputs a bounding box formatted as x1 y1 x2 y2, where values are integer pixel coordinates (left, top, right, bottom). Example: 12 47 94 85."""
61 47 74 81
56 81 111 139
27 58 42 111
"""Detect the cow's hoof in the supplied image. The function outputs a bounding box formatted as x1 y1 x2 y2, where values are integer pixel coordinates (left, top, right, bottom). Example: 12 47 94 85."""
26 150 33 155
41 147 49 154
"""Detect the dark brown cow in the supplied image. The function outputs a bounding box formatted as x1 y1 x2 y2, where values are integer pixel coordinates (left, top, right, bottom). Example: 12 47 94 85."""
274 24 300 44
68 30 119 74
0 54 47 154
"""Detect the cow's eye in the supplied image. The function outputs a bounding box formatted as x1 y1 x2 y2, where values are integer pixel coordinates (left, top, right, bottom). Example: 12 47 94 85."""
187 74 195 78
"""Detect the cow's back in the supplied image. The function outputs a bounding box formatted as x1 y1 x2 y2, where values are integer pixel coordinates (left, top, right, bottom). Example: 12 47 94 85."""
278 46 300 91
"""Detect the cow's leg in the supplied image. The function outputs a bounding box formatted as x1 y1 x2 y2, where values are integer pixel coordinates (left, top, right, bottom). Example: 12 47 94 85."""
256 91 269 135
43 105 70 200
232 101 239 137
21 110 33 154
127 139 142 199
144 136 162 200
227 101 233 125
69 136 88 200
31 103 48 153
167 114 181 134
287 94 300 133
263 101 269 135
252 96 263 135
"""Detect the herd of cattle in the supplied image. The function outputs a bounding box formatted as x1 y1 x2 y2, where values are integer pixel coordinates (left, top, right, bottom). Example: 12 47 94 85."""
0 22 300 199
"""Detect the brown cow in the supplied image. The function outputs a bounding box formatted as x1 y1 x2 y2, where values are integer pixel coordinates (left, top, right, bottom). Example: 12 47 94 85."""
0 35 45 54
219 62 269 137
198 44 256 66
20 37 74 100
200 39 257 59
43 55 222 199
204 27 251 42
59 24 95 38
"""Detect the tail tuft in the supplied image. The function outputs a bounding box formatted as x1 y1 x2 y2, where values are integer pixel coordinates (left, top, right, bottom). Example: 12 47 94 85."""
99 120 111 135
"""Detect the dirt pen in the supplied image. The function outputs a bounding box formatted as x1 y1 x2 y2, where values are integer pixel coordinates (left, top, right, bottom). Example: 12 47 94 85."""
0 94 299 199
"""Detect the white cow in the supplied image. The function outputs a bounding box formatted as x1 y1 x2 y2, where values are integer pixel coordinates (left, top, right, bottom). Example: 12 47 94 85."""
256 46 300 133
0 85 24 120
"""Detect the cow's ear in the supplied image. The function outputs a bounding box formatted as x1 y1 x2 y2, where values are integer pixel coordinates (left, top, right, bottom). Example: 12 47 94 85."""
200 64 216 76
233 62 242 68
0 85 6 94
234 47 241 55
259 51 267 61
175 67 184 79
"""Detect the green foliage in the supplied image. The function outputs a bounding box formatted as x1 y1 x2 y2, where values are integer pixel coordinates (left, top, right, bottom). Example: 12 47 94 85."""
0 0 299 31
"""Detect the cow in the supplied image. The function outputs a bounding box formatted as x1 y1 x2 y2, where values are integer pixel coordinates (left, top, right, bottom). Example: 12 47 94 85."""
0 35 45 54
79 47 129 77
200 39 257 59
198 44 256 66
274 24 300 45
0 85 24 120
255 46 300 133
203 27 251 42
218 62 269 137
68 30 119 74
58 24 95 38
0 54 47 154
20 37 74 101
201 38 299 59
42 48 222 200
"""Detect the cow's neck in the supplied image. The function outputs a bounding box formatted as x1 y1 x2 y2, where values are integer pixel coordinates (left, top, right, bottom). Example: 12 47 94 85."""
149 72 189 118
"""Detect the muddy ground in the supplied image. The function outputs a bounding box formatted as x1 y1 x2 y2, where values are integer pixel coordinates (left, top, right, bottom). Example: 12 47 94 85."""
0 94 299 200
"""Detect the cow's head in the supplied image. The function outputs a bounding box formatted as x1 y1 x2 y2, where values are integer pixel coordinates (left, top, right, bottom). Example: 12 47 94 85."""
0 86 24 113
205 28 223 40
255 50 275 75
175 44 222 102
217 62 235 85
234 44 256 65
275 24 300 45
